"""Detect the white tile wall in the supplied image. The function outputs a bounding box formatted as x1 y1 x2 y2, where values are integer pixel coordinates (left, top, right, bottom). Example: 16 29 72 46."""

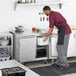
0 0 76 32
61 1 76 26
14 4 59 30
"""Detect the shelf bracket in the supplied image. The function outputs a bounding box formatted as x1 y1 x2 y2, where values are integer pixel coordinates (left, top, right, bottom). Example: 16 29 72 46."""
14 2 18 11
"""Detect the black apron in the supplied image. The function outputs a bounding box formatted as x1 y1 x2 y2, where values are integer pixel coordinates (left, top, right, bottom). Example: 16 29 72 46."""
57 25 66 45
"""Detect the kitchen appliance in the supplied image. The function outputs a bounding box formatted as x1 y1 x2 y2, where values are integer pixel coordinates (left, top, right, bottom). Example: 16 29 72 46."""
36 47 47 58
1 67 26 76
0 33 13 59
0 51 10 61
36 36 49 58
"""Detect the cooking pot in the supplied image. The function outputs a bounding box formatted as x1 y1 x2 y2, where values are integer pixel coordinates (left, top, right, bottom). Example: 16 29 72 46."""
15 25 24 33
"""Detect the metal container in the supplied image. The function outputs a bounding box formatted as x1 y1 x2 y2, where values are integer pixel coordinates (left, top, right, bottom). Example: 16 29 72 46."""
36 0 50 3
18 0 35 3
25 0 35 3
0 40 9 46
18 0 26 3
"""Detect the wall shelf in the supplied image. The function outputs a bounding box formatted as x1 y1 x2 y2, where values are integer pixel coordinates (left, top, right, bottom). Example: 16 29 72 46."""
14 1 63 10
17 2 63 5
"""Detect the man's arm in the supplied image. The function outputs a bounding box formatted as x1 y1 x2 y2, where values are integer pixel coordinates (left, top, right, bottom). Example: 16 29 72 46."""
43 28 54 41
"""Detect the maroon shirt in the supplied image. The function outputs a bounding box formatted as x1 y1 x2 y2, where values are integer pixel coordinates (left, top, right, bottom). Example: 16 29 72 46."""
49 11 71 34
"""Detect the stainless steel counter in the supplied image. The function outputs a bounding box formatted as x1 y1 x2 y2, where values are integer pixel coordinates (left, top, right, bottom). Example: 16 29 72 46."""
10 30 57 37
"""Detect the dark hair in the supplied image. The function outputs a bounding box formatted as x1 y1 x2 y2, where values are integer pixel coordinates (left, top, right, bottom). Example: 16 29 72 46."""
43 6 51 10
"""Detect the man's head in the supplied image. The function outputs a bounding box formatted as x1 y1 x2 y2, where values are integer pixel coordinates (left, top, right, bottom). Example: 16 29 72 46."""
43 6 51 16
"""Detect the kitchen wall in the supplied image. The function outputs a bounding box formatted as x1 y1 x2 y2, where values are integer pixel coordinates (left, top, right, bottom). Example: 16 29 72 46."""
0 0 76 32
61 0 76 26
14 4 60 30
0 0 15 32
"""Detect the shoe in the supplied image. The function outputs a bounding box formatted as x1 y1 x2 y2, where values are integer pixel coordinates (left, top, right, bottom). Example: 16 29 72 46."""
51 64 60 67
59 65 69 70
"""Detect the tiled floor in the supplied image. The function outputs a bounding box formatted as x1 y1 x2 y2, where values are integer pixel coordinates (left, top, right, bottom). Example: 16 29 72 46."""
62 73 76 76
24 57 76 76
25 57 76 68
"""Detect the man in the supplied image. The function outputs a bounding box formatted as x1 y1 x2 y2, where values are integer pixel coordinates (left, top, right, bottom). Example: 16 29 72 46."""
43 6 71 69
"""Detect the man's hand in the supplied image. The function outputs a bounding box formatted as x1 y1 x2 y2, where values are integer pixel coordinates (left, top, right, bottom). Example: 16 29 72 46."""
43 36 48 41
43 28 54 41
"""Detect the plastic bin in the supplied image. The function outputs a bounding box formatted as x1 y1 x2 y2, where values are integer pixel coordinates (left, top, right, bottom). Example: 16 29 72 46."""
37 37 49 46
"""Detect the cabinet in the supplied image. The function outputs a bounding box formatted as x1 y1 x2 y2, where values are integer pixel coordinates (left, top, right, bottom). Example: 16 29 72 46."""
67 32 76 57
20 36 36 62
49 34 58 59
36 35 49 60
49 31 76 59
51 35 58 57
12 30 76 63
13 34 36 63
